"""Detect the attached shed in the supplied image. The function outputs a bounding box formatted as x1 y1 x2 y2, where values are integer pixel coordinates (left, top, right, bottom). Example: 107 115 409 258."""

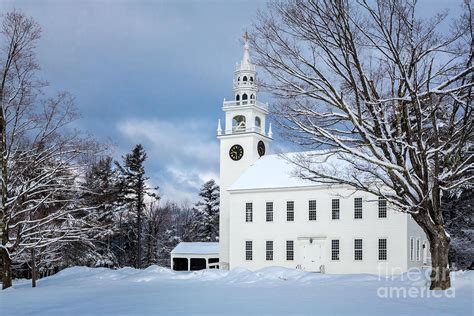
171 242 220 271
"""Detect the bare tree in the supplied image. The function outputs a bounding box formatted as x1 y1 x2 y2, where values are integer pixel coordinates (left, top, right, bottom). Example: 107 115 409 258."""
0 11 98 289
251 0 472 289
143 200 174 267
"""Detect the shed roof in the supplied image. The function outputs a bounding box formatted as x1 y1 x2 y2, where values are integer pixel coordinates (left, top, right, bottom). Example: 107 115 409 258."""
171 242 219 255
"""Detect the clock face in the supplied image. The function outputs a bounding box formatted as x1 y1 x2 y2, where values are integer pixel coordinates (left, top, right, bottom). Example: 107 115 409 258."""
229 144 244 161
257 141 266 157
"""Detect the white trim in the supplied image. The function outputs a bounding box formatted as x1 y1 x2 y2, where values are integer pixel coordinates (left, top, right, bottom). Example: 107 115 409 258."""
265 200 274 222
377 237 388 261
416 238 421 261
171 253 219 257
265 240 274 261
354 197 363 220
308 199 317 221
331 198 340 220
286 240 295 261
410 237 415 261
245 201 253 223
297 236 327 240
286 200 295 222
330 238 340 261
245 240 253 261
228 183 350 194
353 238 363 261
377 197 388 219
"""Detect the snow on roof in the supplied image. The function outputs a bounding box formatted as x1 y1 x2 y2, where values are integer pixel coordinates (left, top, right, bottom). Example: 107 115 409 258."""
171 242 219 255
228 151 352 191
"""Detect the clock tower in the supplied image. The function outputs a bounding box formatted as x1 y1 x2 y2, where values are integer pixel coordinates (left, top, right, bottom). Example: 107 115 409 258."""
217 33 272 269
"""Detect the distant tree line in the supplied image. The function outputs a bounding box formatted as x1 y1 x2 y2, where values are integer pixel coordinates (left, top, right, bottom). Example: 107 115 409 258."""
0 10 219 290
6 142 220 289
76 148 220 271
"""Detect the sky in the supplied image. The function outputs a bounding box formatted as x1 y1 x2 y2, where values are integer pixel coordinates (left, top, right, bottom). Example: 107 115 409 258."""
0 0 464 203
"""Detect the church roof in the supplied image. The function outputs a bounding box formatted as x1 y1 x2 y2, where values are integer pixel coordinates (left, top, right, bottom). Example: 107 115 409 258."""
229 151 347 191
171 242 219 255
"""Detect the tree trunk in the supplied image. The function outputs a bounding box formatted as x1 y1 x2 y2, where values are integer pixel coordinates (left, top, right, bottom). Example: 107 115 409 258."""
137 204 141 269
0 111 11 290
412 207 452 290
137 178 143 269
1 249 12 289
427 227 451 290
31 248 36 288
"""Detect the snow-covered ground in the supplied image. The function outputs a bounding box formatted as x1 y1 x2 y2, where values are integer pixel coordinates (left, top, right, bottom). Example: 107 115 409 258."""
1 266 472 315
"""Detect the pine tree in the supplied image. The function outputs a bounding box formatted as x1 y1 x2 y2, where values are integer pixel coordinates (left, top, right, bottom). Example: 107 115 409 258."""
189 180 220 242
115 144 158 268
442 187 474 270
81 156 122 267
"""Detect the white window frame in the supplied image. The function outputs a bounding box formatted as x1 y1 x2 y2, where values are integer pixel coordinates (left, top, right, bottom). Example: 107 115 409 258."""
331 239 340 261
286 201 295 222
378 197 387 218
354 198 363 219
378 238 387 261
245 202 253 223
332 199 340 220
416 238 421 261
354 238 363 261
266 240 273 261
308 200 317 221
265 201 273 222
286 240 294 261
245 240 253 261
422 240 428 264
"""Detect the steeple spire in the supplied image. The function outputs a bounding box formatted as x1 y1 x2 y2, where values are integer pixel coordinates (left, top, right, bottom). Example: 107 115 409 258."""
242 31 250 65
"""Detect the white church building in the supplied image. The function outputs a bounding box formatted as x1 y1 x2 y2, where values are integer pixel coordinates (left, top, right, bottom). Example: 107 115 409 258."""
216 36 430 275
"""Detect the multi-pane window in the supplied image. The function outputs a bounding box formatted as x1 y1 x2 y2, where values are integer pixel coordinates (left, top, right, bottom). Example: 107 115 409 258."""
266 241 273 261
354 198 363 219
245 241 252 260
266 202 273 222
245 202 253 222
410 237 414 261
378 238 387 260
308 200 317 221
287 201 295 221
354 239 363 260
416 239 420 261
378 197 387 218
332 199 340 220
286 240 294 260
331 239 340 260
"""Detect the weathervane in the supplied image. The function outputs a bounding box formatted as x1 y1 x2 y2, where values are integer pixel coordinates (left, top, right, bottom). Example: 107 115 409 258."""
243 31 249 43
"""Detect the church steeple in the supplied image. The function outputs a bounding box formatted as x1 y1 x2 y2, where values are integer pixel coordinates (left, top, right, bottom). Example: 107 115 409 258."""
241 32 251 65
217 32 271 138
217 33 270 137
217 34 273 270
233 32 258 106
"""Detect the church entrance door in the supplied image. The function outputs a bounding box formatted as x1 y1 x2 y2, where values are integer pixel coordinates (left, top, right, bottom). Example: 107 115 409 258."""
301 240 322 272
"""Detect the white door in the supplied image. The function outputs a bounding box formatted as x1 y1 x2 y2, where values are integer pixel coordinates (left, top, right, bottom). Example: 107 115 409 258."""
302 241 322 272
422 241 428 265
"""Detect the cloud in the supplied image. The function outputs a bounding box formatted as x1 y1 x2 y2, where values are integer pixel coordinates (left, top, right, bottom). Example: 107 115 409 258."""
116 118 219 203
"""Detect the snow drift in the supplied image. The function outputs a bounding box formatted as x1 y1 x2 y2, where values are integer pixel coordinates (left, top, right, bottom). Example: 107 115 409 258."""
1 266 472 315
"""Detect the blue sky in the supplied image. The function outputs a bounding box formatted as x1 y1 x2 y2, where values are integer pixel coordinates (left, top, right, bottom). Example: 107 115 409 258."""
0 0 463 203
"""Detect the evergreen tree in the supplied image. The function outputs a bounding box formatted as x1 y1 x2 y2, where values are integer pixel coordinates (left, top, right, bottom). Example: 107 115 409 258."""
115 144 158 268
442 187 474 270
189 180 220 242
81 156 123 267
